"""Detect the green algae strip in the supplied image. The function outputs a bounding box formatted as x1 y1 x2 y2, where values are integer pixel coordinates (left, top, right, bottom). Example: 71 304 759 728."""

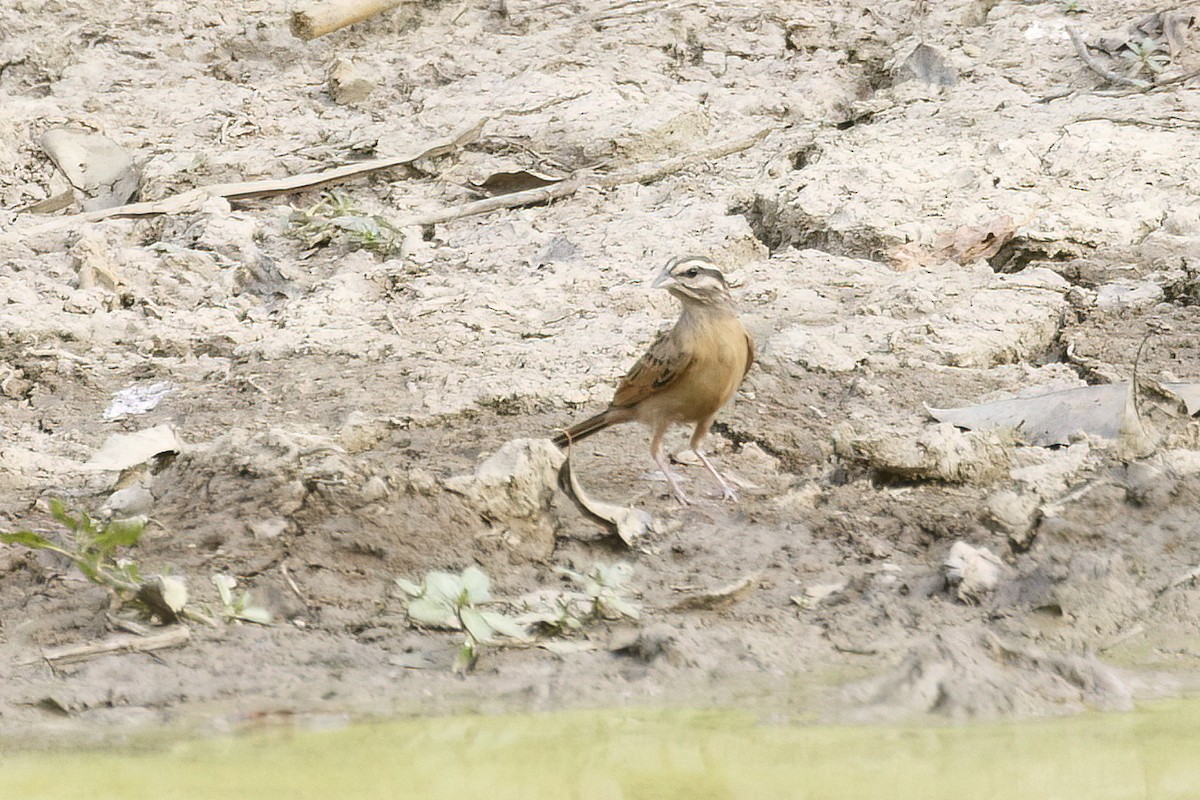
3 699 1200 799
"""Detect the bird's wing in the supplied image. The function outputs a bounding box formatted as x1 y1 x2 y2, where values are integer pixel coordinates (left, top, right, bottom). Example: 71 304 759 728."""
611 328 692 409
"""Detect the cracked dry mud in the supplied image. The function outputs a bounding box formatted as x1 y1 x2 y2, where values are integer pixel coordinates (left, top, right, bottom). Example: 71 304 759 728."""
3 0 1200 740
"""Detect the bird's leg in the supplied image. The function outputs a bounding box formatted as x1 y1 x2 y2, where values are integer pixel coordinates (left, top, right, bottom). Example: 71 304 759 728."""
694 449 739 502
651 425 691 505
690 420 739 502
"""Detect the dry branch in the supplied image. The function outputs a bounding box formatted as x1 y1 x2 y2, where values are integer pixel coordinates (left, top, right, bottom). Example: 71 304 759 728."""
10 123 774 239
28 626 191 665
11 120 486 236
290 0 405 40
392 125 776 228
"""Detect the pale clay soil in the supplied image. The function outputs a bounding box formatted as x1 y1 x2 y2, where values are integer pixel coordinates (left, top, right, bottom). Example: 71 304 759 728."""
3 0 1200 743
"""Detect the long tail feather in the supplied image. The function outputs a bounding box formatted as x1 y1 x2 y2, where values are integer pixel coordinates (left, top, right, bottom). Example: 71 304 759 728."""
551 409 619 448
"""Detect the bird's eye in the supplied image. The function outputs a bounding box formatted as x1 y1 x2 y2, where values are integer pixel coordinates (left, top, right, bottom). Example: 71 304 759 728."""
684 268 699 278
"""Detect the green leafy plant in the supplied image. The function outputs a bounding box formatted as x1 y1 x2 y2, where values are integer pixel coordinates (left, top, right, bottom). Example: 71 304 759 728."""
520 563 641 636
1 499 147 595
1121 37 1170 78
395 566 527 673
0 499 198 623
212 574 273 625
558 562 641 621
289 191 403 257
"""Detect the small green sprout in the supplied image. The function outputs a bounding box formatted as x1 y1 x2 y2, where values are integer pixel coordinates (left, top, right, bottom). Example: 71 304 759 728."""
0 499 199 623
518 563 642 636
395 566 528 673
212 574 273 625
289 191 404 257
557 562 641 622
1121 38 1170 78
1 499 147 595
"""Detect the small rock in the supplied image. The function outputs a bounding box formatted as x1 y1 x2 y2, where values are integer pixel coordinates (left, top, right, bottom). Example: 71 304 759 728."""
328 59 375 105
1160 449 1200 476
983 489 1040 550
247 517 289 539
1122 462 1174 508
40 127 141 211
609 622 678 664
794 580 846 608
339 411 388 453
944 541 1006 604
104 485 155 519
1095 280 1164 311
838 423 1011 484
360 475 390 503
443 438 564 559
775 482 822 512
406 468 438 495
700 50 727 75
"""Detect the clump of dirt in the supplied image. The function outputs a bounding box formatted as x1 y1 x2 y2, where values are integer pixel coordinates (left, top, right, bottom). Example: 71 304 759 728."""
3 0 1200 740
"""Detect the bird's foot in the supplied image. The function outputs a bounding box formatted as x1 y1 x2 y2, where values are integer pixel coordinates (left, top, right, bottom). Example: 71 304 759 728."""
665 473 692 505
693 449 740 504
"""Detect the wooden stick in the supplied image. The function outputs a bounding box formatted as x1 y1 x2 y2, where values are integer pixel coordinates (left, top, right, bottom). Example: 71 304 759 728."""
10 120 485 235
393 125 777 228
290 0 405 40
10 123 773 237
27 626 190 665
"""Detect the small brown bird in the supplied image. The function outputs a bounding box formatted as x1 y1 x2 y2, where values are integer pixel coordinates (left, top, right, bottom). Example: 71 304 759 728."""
553 255 755 504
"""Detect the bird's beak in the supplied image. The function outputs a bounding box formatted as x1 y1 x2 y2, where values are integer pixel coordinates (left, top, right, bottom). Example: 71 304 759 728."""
651 266 676 289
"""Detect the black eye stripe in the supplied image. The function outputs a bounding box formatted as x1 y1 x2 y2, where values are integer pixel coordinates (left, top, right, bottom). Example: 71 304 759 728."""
677 266 726 284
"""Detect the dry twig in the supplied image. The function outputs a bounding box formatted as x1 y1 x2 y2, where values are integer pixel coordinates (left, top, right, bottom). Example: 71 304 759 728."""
27 626 191 666
392 125 776 228
11 124 775 239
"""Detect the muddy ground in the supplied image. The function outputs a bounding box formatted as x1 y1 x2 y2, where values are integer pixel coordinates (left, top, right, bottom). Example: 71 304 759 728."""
3 0 1200 741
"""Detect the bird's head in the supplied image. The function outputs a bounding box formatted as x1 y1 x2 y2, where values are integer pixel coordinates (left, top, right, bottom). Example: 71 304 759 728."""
652 255 732 307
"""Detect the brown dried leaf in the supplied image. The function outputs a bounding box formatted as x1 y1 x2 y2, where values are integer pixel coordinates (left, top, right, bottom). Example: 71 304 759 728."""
556 450 656 546
932 215 1018 265
669 573 759 611
888 241 935 272
471 170 564 197
889 215 1020 270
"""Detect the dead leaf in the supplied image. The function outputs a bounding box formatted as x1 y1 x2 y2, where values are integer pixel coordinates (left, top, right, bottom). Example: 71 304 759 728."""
889 215 1023 270
929 385 1126 446
83 425 182 471
1164 382 1200 416
1134 9 1198 61
932 216 1018 265
538 639 600 656
669 573 759 611
888 241 933 271
137 575 189 624
929 381 1200 447
557 450 657 546
471 170 564 197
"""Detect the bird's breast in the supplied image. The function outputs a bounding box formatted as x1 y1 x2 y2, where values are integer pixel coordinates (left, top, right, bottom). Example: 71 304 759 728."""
655 315 750 422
